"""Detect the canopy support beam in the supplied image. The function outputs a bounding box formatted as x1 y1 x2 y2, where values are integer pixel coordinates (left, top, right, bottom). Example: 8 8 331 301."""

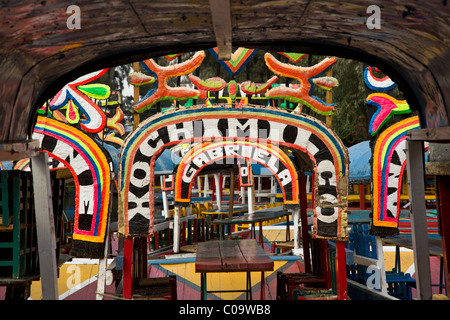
406 139 432 299
32 151 58 300
208 0 232 60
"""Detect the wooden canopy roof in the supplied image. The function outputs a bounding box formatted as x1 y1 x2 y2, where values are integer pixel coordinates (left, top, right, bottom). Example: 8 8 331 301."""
0 0 449 159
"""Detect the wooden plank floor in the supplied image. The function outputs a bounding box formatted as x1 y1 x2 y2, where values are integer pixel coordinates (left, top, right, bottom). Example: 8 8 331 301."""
263 229 294 243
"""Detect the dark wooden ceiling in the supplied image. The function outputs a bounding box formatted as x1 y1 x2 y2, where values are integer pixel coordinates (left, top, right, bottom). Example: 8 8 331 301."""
1 0 449 145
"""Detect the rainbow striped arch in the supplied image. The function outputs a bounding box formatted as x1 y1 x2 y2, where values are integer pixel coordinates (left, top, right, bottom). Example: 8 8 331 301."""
372 116 420 236
33 116 112 258
174 141 299 207
119 105 348 240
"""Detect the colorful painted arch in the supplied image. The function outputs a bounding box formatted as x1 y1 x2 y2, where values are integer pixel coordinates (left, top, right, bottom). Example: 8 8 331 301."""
174 140 299 207
119 105 348 240
33 116 112 258
372 116 420 236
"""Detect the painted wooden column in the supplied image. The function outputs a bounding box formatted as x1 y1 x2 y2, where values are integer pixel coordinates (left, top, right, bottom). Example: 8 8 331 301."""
240 186 246 204
96 183 113 300
292 208 300 251
248 185 254 214
407 127 450 299
219 174 223 204
173 206 181 253
162 189 169 219
406 139 432 299
96 231 110 300
204 174 209 198
270 176 276 204
375 236 388 295
228 169 235 219
197 176 202 197
257 176 262 202
214 173 222 211
31 151 58 300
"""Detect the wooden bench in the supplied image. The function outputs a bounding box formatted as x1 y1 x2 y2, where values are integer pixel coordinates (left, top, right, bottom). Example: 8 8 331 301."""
277 272 328 300
134 275 177 300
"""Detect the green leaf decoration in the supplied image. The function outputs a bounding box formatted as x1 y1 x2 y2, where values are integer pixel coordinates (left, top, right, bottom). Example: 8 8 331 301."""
77 84 111 100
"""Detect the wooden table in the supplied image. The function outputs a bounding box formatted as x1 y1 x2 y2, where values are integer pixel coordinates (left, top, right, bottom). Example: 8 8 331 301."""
383 235 443 257
383 235 446 294
211 210 290 244
195 239 274 300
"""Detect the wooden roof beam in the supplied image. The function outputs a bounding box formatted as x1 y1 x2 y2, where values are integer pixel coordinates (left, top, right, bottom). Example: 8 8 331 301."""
209 0 232 60
408 126 450 143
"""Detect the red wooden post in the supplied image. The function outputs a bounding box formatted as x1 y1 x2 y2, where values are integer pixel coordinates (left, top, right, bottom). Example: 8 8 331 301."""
193 219 198 242
260 272 265 300
299 172 312 273
141 237 148 279
320 240 332 288
436 175 450 298
209 216 214 239
258 221 263 247
201 218 205 242
181 221 186 247
324 246 332 289
122 237 133 300
359 184 365 209
286 213 290 241
154 231 159 250
335 241 348 300
219 174 223 202
212 175 216 201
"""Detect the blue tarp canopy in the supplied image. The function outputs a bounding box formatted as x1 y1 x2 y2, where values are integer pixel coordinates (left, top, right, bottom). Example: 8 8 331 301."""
154 149 181 175
0 161 14 170
348 140 371 184
250 162 272 175
97 140 119 174
347 139 429 184
96 143 181 176
250 154 299 176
